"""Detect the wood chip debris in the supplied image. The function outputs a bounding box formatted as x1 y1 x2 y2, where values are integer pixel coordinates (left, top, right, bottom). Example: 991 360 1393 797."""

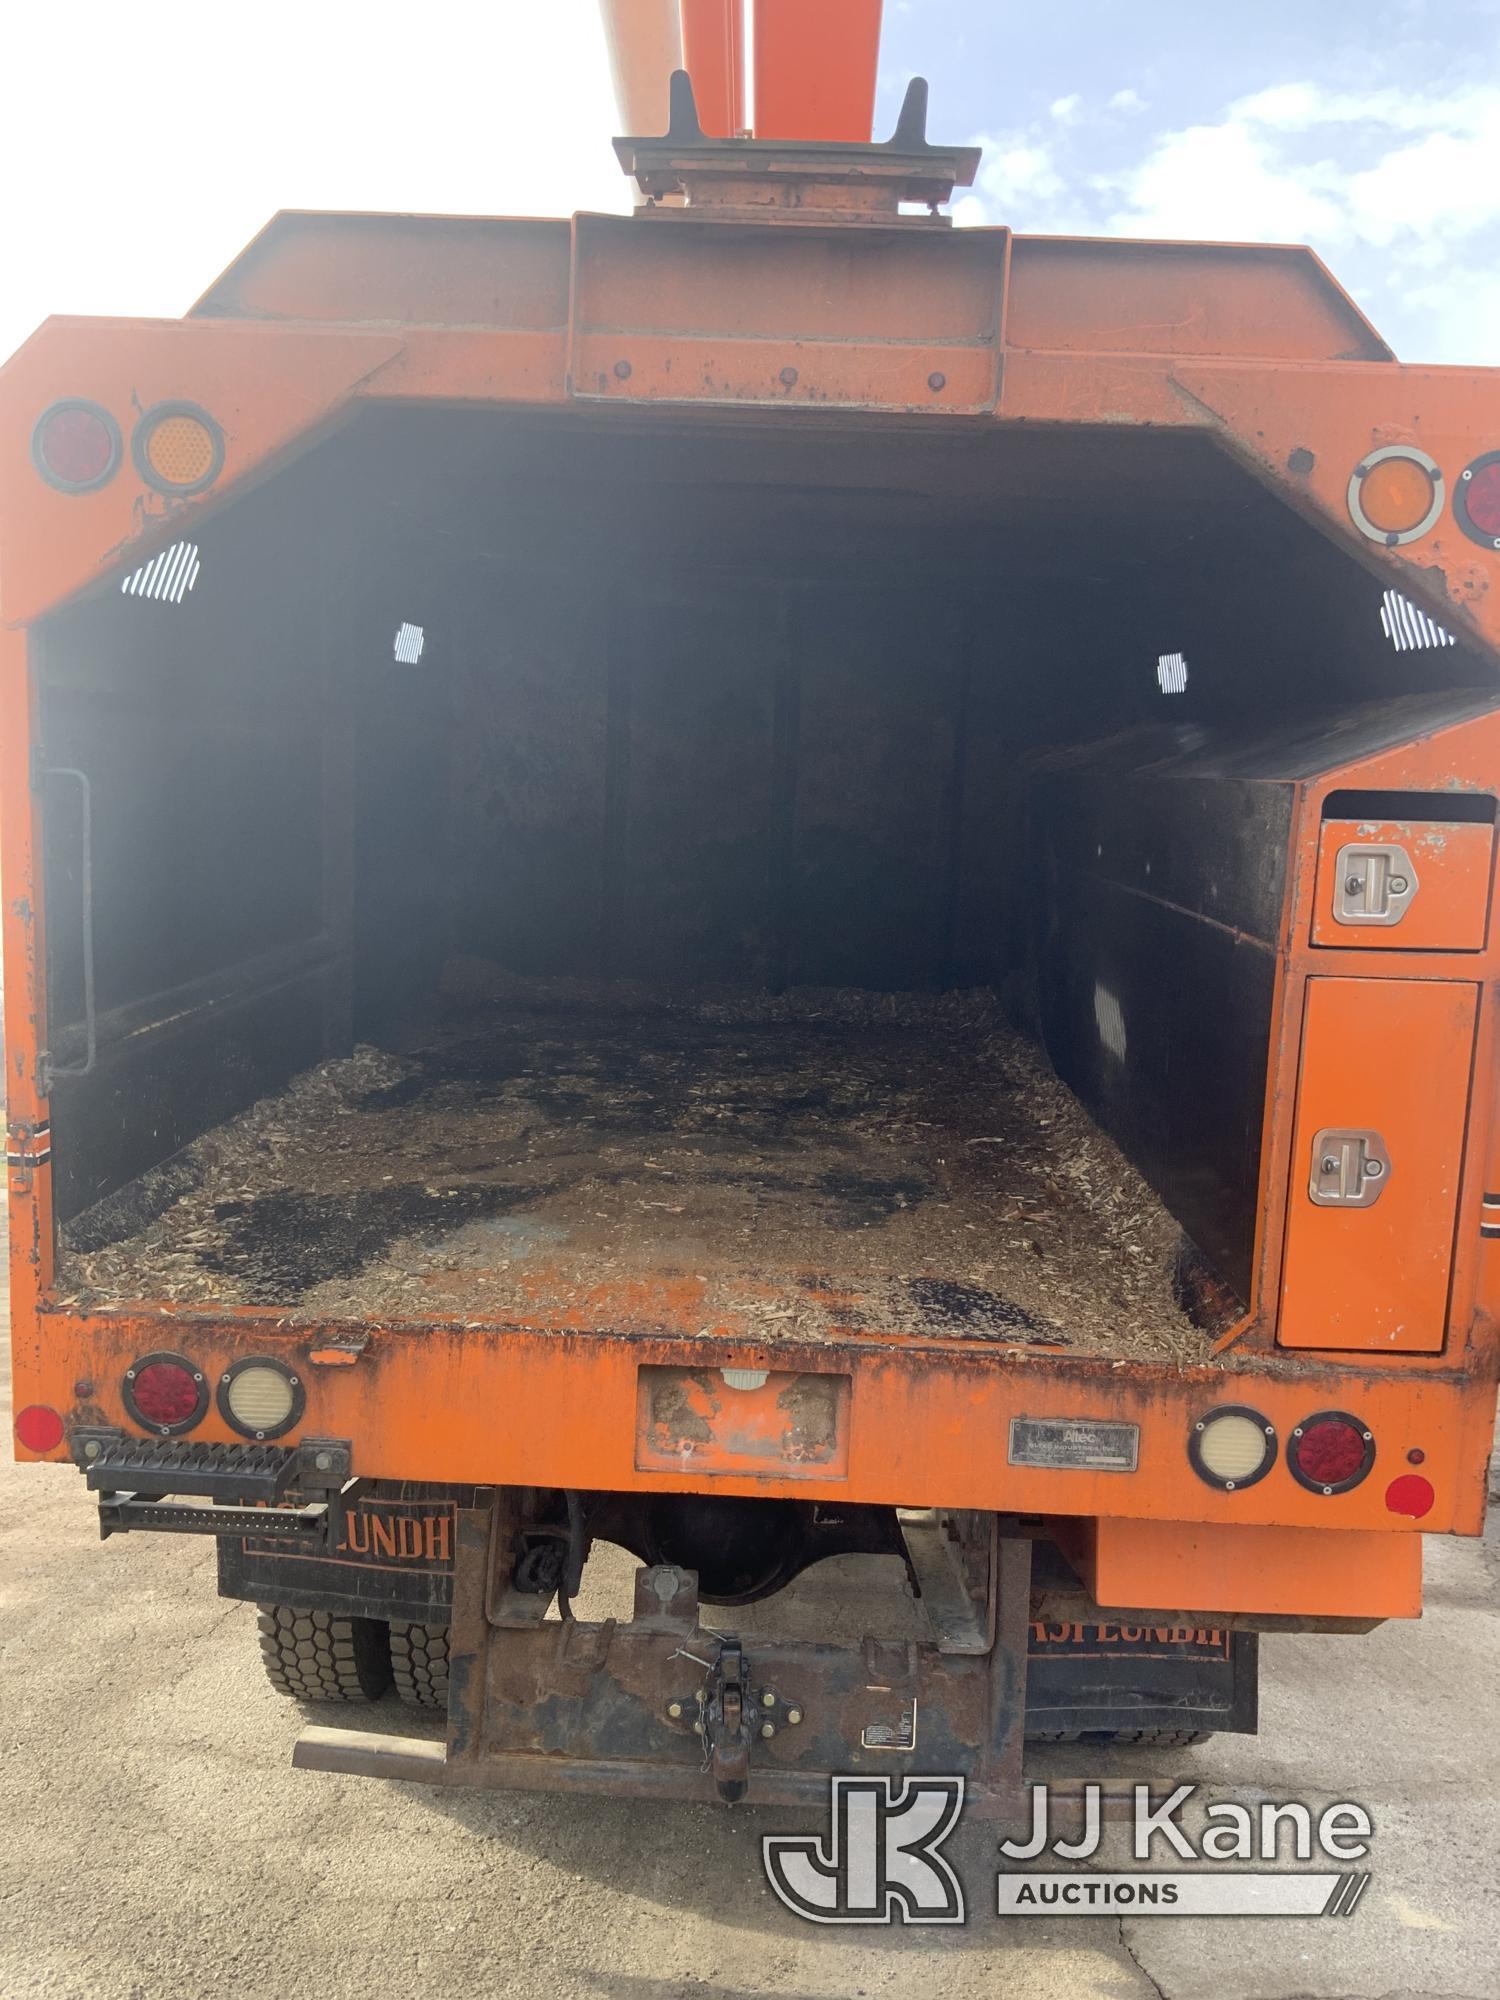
59 981 1208 1363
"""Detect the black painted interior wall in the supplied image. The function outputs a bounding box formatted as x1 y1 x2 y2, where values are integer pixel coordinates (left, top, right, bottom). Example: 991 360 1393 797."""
36 406 1499 1300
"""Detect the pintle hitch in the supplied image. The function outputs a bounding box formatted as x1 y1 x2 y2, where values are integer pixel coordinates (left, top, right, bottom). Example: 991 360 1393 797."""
701 1636 753 1803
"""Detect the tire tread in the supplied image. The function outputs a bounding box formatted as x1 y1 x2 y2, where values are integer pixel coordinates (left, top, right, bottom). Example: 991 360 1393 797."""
389 1620 450 1709
256 1603 391 1702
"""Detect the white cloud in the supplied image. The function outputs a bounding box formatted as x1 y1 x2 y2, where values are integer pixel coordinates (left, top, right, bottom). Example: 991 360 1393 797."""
1108 88 1146 113
961 136 1067 223
1107 121 1350 243
954 75 1500 363
1145 78 1500 253
1231 79 1495 138
1050 94 1083 124
1230 81 1349 128
1347 121 1500 247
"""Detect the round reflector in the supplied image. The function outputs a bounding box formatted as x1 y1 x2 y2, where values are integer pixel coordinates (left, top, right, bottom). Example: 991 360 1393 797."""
1456 451 1500 549
15 1404 65 1453
1188 1405 1277 1491
31 400 121 493
1385 1473 1434 1518
1288 1410 1374 1495
1347 446 1443 546
219 1357 302 1439
132 402 224 497
123 1351 207 1435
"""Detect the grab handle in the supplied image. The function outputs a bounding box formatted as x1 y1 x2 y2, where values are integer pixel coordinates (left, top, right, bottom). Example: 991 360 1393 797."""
42 766 96 1081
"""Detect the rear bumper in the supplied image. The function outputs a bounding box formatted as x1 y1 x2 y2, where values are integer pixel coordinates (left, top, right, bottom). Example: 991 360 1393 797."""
16 1301 1497 1548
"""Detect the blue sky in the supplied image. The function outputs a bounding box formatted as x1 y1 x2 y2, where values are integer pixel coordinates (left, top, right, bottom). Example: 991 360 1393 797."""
2 0 1496 366
881 0 1500 363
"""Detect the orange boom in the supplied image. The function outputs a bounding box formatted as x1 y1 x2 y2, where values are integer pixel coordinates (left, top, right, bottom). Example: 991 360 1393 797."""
4 1 1499 1817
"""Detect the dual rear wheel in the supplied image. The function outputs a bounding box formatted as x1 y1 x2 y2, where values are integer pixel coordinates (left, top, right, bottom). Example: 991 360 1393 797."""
256 1605 450 1708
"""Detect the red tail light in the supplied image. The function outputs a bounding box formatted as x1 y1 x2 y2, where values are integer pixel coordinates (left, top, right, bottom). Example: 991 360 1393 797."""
31 400 121 493
1456 451 1500 549
124 1353 208 1435
1288 1410 1374 1495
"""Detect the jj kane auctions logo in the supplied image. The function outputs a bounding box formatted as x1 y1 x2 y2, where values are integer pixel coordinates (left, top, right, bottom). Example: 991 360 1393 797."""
763 1779 1374 1925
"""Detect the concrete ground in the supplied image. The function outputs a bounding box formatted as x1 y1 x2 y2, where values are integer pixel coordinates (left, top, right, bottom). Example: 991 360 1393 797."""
2 1216 1497 2000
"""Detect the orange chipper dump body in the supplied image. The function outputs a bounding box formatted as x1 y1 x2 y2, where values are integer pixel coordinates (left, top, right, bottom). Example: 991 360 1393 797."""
5 3 1500 1815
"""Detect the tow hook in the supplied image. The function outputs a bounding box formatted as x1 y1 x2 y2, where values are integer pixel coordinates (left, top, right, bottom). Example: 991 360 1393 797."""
703 1638 754 1803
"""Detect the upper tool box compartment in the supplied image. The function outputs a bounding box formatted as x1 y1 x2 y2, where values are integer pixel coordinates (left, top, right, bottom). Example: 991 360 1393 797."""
1312 793 1496 951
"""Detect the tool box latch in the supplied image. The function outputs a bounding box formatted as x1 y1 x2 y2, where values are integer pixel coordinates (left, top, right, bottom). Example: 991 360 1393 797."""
1333 842 1418 926
1308 1128 1391 1207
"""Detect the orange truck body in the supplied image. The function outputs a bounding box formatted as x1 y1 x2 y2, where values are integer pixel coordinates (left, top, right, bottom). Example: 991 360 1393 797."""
4 12 1500 1808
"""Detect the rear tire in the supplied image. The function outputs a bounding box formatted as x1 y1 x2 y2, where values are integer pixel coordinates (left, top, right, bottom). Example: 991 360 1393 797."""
256 1604 392 1702
389 1620 450 1709
1033 1727 1210 1748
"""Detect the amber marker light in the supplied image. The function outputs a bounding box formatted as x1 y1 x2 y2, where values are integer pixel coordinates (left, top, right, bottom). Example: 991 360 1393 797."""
133 402 225 498
1347 445 1444 546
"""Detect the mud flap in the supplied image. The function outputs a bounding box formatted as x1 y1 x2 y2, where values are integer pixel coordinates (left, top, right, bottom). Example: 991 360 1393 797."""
1025 1620 1257 1738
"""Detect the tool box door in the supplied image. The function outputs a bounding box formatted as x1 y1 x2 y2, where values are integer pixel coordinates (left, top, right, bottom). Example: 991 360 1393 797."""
1311 817 1493 951
1279 977 1477 1351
